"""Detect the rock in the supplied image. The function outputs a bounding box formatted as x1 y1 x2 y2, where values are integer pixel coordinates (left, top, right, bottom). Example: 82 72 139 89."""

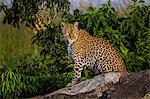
45 72 122 98
143 92 150 99
101 70 150 99
29 70 150 99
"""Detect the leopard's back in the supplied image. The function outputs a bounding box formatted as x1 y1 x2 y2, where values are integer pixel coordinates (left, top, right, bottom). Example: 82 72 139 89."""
72 30 127 74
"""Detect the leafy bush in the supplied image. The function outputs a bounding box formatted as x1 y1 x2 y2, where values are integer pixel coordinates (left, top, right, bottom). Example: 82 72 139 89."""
0 54 72 98
0 0 72 98
2 0 69 27
0 15 72 98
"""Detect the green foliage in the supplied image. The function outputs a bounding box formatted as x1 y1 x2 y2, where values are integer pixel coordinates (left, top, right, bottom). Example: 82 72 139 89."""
0 55 42 98
0 0 72 98
63 1 150 72
46 0 69 11
2 0 41 26
0 55 72 98
32 23 72 70
2 0 69 27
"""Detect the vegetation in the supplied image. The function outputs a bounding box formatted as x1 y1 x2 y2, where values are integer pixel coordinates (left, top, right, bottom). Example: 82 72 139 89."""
0 0 149 98
0 24 40 64
2 0 69 27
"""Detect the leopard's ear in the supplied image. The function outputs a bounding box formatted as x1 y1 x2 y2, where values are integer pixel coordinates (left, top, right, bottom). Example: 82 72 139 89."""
74 22 79 27
61 22 66 28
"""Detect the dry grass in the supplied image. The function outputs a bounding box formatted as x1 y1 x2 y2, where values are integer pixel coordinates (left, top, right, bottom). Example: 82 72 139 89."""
0 13 40 65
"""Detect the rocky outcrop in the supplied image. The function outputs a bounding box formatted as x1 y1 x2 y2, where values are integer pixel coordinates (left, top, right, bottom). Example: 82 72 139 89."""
30 70 150 99
103 70 150 99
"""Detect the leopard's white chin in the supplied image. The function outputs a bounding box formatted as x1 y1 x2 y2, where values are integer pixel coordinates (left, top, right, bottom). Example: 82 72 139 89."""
63 38 70 45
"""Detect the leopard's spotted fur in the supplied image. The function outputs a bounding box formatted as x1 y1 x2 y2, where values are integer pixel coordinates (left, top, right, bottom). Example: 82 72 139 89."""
61 22 127 86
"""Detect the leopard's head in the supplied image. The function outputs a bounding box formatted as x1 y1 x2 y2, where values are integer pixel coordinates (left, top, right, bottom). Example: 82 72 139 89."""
61 22 79 45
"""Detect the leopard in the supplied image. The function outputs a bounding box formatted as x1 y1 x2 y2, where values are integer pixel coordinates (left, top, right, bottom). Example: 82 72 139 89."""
61 22 128 86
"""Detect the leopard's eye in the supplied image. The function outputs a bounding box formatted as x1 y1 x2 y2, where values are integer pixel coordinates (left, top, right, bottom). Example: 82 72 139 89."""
69 34 71 37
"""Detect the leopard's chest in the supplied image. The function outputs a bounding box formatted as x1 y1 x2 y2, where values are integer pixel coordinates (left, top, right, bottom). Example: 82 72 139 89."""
67 46 74 60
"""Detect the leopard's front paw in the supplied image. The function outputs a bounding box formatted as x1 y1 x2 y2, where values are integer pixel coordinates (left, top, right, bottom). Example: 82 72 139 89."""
66 80 78 87
66 82 74 87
